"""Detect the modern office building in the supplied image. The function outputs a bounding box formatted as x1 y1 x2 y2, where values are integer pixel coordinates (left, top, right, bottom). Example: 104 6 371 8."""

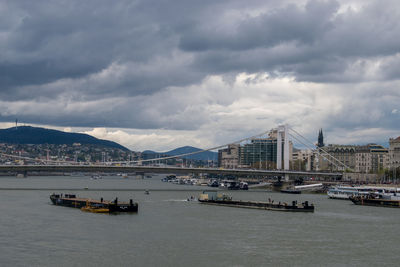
239 137 278 169
218 127 292 170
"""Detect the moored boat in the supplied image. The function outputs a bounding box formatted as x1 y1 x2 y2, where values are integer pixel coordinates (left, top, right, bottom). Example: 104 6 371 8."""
239 182 249 190
349 194 400 208
198 191 314 212
327 186 361 199
328 186 397 200
281 188 301 194
50 193 138 213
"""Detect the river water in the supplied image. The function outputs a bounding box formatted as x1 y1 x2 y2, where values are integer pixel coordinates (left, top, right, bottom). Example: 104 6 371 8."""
1 175 399 267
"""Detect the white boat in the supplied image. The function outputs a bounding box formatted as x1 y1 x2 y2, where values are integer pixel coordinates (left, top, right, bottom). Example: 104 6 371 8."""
327 187 359 199
373 189 400 201
327 186 371 200
295 183 323 191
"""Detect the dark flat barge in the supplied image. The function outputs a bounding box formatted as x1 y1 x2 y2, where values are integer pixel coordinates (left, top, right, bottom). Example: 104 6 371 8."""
198 191 314 212
280 189 301 194
349 195 400 208
50 193 138 213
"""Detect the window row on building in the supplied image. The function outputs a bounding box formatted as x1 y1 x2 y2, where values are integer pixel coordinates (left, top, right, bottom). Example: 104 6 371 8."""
218 129 293 169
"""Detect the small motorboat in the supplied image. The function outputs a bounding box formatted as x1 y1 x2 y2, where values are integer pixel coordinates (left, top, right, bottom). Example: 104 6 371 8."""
281 187 301 194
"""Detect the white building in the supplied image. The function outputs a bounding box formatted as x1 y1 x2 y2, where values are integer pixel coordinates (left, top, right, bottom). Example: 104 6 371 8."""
389 136 400 169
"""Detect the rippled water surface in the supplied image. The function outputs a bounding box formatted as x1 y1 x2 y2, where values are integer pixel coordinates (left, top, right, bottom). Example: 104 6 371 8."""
1 175 400 267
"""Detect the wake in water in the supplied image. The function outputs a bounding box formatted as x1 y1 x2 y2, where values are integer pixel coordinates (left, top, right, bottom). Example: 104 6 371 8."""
163 199 191 202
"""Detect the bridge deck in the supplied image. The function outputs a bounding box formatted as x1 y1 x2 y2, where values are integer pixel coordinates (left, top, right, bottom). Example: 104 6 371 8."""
0 165 342 177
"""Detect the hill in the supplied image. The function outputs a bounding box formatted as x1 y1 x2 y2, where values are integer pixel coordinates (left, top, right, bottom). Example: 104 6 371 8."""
142 146 218 161
0 126 129 151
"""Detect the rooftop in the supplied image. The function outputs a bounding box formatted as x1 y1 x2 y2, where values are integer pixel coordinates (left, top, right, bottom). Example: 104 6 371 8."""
390 136 400 142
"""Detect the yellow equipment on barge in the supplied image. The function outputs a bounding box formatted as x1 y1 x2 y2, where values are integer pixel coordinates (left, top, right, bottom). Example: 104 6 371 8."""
81 206 110 213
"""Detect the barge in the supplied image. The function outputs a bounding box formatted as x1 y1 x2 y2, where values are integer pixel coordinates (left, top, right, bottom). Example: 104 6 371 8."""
50 193 138 213
350 195 400 208
198 191 314 212
280 188 301 194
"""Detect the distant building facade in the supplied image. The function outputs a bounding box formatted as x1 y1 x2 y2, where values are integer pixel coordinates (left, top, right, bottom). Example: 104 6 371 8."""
318 145 357 171
355 144 388 173
218 144 240 169
292 149 314 171
218 129 292 170
389 136 400 169
317 144 388 173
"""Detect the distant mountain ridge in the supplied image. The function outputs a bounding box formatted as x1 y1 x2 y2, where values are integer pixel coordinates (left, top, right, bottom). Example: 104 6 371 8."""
142 146 218 161
0 126 129 150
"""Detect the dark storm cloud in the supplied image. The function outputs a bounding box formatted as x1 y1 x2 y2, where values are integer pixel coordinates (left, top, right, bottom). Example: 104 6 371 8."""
177 0 400 82
0 0 180 94
1 0 400 130
179 0 338 51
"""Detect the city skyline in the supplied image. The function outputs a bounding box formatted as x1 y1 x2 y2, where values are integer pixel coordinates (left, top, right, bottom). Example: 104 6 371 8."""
0 122 396 154
1 0 400 151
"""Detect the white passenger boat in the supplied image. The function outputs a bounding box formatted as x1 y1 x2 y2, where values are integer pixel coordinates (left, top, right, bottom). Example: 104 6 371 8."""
327 186 369 200
374 189 400 201
329 185 400 201
328 187 357 199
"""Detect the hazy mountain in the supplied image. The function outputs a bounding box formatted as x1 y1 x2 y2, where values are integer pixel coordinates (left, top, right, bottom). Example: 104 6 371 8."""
142 150 157 154
0 126 129 150
142 146 218 161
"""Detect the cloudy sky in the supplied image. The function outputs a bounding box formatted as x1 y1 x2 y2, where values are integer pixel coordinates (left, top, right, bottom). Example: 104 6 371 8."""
1 0 400 151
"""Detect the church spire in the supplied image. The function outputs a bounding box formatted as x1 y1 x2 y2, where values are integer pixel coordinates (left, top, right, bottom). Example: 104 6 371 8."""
317 129 324 148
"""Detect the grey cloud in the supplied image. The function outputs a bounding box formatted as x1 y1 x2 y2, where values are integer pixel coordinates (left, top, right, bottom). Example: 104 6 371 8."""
318 84 400 136
179 0 339 52
1 0 176 90
179 0 400 82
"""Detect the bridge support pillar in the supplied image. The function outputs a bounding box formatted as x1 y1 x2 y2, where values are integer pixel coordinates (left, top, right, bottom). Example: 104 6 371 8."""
284 173 289 182
277 124 290 170
16 171 27 178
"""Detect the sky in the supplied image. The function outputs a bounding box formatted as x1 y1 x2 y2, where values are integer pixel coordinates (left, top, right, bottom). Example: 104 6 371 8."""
1 0 400 151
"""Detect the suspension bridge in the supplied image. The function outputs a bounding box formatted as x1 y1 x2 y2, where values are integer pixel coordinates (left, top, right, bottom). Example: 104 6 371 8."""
0 125 347 180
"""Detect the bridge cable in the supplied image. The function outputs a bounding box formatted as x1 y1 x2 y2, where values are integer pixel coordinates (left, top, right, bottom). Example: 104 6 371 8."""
289 128 350 170
289 127 352 171
0 130 270 165
288 133 344 170
111 130 271 164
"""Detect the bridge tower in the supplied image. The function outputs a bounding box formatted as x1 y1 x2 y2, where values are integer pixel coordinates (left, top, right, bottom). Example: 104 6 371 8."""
277 124 290 181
